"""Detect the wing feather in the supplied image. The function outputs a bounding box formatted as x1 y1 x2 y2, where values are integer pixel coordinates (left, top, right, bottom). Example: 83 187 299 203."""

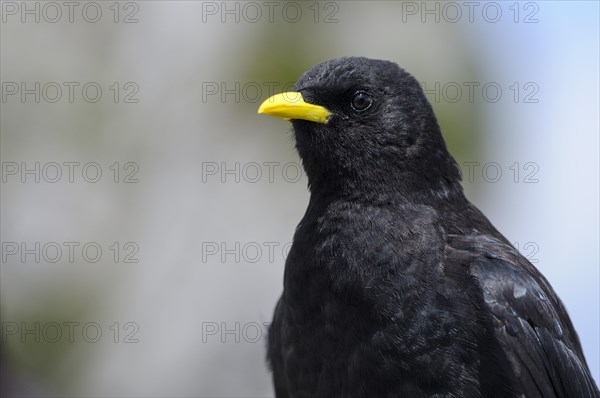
447 234 599 398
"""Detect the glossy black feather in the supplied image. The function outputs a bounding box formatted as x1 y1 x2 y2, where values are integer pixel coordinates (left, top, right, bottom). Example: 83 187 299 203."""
266 57 599 398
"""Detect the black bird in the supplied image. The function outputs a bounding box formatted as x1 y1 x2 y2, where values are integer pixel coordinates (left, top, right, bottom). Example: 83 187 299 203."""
257 57 599 398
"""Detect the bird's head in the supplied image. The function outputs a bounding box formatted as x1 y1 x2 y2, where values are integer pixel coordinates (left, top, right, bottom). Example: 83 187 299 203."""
258 57 462 201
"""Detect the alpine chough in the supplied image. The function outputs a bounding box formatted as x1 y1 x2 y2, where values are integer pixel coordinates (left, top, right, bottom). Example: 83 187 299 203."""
257 57 599 398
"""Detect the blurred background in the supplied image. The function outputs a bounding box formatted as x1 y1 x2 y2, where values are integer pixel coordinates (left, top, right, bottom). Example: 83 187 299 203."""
1 1 598 396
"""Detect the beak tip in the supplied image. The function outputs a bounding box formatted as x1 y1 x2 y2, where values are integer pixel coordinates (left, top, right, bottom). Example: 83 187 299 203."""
257 101 271 116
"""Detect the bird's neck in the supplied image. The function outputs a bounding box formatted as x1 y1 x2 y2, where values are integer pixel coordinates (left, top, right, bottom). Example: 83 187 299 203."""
306 165 465 207
300 135 464 206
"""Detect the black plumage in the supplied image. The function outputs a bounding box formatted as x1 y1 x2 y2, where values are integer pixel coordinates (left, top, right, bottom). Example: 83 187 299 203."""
259 57 599 398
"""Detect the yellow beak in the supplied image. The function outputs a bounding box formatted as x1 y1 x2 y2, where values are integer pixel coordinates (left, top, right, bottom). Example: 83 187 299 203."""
257 92 331 124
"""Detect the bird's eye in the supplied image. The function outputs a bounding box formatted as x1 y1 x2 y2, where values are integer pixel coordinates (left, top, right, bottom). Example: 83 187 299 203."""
351 91 373 112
